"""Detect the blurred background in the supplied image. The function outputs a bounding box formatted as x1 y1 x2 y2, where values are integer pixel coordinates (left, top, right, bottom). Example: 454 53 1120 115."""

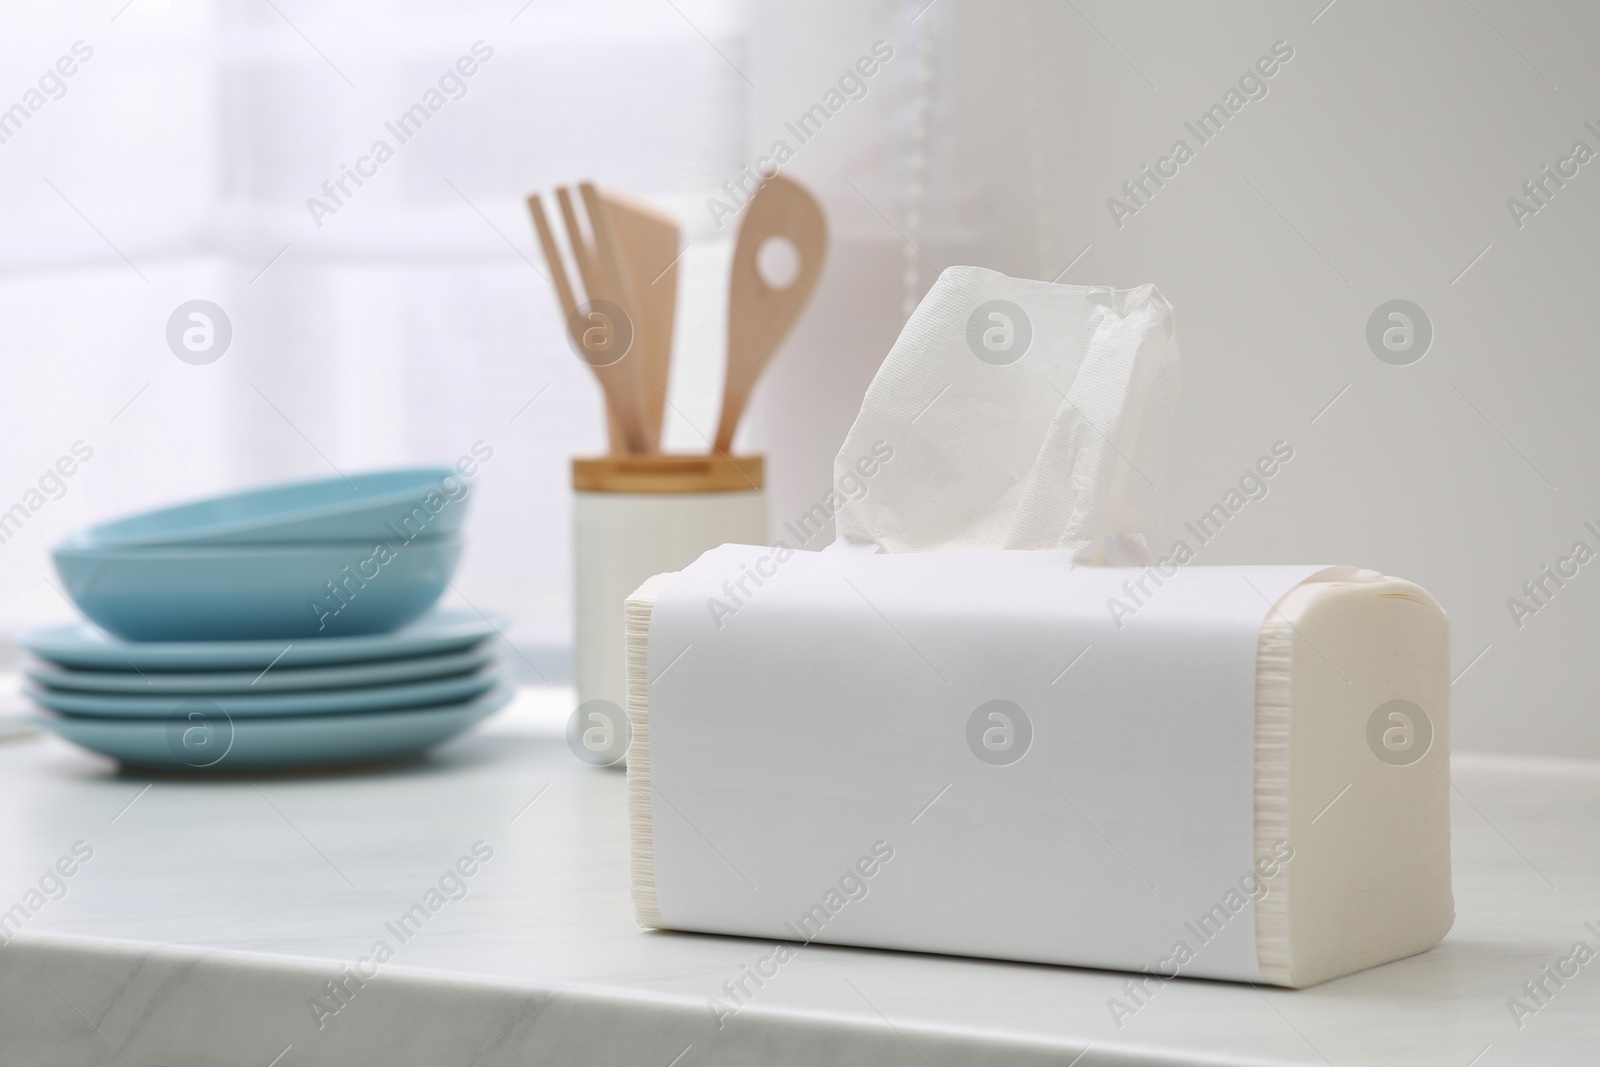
0 0 1594 757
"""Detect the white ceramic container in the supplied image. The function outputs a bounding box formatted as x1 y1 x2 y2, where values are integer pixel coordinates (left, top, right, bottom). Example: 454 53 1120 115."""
572 454 766 712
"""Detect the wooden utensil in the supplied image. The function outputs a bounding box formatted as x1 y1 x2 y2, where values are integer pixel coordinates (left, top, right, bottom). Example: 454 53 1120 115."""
713 175 827 455
527 188 649 453
575 184 647 451
589 187 680 451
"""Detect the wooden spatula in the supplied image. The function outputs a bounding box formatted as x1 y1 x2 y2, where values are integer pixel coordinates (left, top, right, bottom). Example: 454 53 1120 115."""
589 187 680 451
713 175 827 455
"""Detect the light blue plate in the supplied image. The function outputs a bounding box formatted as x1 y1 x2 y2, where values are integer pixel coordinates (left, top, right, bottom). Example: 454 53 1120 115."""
30 687 512 772
73 468 471 548
53 535 461 641
27 667 504 719
25 645 497 696
18 609 503 672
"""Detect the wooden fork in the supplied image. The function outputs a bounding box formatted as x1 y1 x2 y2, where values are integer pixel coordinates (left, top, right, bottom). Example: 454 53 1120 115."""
528 185 649 453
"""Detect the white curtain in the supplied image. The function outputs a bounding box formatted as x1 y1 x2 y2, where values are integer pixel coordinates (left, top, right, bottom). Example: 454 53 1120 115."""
0 0 749 672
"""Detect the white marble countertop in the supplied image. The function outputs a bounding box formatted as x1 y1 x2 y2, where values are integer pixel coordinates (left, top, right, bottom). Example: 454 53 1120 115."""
0 687 1596 1067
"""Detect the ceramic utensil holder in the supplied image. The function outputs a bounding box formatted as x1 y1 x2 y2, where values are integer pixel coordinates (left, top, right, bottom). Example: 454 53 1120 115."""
573 454 765 712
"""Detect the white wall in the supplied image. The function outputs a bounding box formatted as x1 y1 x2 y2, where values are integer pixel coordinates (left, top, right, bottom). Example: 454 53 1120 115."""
748 0 1600 758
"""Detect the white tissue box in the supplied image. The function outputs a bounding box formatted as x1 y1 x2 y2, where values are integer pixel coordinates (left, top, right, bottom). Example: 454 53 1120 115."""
624 546 1452 989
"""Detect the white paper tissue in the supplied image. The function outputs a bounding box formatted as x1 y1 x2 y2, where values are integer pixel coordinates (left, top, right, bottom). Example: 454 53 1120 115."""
624 266 1452 991
833 265 1180 562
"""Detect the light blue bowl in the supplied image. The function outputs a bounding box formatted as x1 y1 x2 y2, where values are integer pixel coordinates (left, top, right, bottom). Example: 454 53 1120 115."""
74 468 472 547
52 536 462 641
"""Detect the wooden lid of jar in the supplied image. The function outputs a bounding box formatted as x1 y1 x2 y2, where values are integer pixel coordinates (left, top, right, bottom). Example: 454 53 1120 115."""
571 454 764 494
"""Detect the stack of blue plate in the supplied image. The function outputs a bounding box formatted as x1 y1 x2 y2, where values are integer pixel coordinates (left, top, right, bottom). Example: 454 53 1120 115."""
23 470 511 773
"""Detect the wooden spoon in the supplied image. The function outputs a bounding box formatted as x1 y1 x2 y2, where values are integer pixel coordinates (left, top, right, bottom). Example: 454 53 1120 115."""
713 174 827 455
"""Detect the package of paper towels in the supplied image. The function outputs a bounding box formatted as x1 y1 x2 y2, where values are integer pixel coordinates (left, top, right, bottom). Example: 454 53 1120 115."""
624 268 1452 989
